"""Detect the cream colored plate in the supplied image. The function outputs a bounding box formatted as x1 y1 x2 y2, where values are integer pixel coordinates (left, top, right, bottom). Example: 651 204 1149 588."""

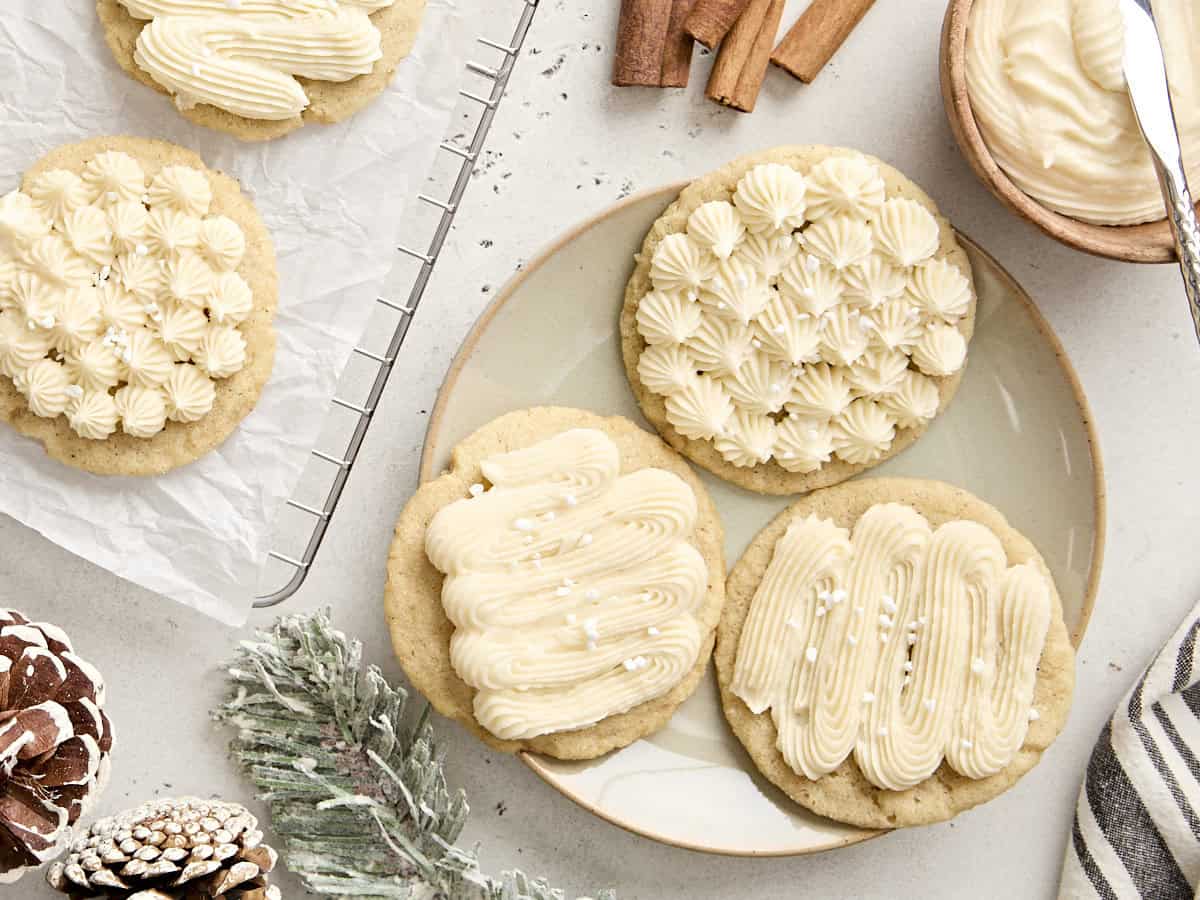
419 183 1105 856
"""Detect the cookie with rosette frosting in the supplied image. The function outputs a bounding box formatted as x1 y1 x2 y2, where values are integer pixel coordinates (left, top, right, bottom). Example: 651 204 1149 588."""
385 406 726 760
620 146 977 495
0 136 277 476
715 477 1074 829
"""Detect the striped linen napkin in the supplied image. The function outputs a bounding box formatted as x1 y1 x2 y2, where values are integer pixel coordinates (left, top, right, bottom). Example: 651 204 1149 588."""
1060 608 1200 898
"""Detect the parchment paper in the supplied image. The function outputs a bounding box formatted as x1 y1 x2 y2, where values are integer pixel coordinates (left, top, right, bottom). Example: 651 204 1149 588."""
0 0 467 624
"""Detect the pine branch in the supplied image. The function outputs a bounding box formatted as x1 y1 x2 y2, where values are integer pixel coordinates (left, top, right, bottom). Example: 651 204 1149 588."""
214 609 614 900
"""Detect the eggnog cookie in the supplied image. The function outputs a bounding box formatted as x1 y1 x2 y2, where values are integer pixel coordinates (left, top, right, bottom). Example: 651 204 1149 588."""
715 477 1074 829
385 407 726 760
0 136 277 476
97 0 427 141
621 146 977 495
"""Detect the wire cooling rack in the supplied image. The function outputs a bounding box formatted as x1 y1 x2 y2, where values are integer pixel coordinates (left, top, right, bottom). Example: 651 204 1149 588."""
254 0 539 607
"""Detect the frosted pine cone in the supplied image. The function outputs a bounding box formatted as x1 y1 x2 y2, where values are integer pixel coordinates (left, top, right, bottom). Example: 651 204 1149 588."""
0 608 112 883
46 797 280 899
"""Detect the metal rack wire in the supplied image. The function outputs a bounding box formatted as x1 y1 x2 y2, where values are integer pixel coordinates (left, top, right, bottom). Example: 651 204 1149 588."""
254 0 539 607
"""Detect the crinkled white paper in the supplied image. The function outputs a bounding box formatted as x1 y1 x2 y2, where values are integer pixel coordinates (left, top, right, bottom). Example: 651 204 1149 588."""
0 0 466 624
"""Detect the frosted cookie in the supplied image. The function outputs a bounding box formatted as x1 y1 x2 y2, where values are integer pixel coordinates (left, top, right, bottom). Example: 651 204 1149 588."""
97 0 427 141
715 478 1074 829
0 136 277 476
620 146 977 495
385 407 726 759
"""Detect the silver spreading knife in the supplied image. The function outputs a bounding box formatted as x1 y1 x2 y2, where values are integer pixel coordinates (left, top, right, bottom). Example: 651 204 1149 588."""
1119 0 1200 340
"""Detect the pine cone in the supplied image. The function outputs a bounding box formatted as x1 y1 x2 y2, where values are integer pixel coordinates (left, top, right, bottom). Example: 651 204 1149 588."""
0 608 113 882
46 797 281 899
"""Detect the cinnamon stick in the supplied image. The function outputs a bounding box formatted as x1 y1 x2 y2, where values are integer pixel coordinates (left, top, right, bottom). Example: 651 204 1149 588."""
613 0 696 88
683 0 751 49
771 0 876 84
705 0 784 113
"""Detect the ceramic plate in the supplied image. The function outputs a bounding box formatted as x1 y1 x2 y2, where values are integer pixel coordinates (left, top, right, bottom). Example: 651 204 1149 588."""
419 184 1105 856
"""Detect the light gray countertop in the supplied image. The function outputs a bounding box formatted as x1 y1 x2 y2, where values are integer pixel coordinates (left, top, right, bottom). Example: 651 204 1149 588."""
6 1 1200 897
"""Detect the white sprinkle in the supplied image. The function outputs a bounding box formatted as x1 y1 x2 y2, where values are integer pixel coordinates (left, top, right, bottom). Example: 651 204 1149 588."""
522 535 533 545
805 253 820 272
847 634 858 646
881 595 896 614
880 633 889 644
970 657 986 675
583 617 599 640
878 725 889 737
647 626 660 636
532 559 542 570
543 511 556 522
1028 708 1040 722
65 384 83 399
586 639 597 651
736 274 749 288
585 588 600 601
554 586 571 597
918 616 927 626
579 533 593 547
830 589 848 604
854 605 863 616
513 517 534 532
781 450 794 460
797 312 810 320
906 633 918 646
770 383 781 393
903 661 914 673
26 665 34 677
39 315 54 328
879 614 893 628
785 618 800 629
717 302 726 310
563 493 577 507
141 193 150 205
563 577 575 586
902 675 912 687
817 591 832 604
862 692 875 704
105 191 118 203
191 63 202 76
751 338 762 348
135 243 148 256
468 483 484 496
808 428 819 439
773 323 786 334
805 646 818 664
923 698 936 713
961 738 973 749
566 613 577 625
815 606 826 618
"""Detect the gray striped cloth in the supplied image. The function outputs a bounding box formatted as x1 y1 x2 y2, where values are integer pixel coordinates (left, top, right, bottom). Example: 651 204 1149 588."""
1060 610 1200 899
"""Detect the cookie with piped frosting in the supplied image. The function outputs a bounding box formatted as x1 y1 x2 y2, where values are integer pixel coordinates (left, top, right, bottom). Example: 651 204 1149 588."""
620 146 977 495
0 136 277 475
385 406 727 760
715 477 1074 829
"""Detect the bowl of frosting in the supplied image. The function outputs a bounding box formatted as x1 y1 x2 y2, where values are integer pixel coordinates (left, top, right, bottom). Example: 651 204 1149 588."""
940 0 1200 263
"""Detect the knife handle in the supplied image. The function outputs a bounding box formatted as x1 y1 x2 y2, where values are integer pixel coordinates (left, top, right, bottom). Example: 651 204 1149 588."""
1152 157 1200 342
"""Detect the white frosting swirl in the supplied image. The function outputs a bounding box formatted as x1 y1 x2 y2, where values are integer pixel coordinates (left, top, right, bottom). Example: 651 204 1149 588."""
734 232 798 279
82 152 147 206
819 305 870 367
787 362 852 420
145 207 200 257
0 191 49 249
687 201 745 259
685 315 753 377
13 271 61 323
777 253 845 317
842 256 906 309
906 259 971 322
753 290 821 366
424 428 707 740
148 167 212 217
29 171 89 226
650 233 716 296
114 251 166 304
721 354 793 416
880 370 940 429
872 198 939 268
0 311 51 378
107 201 150 253
637 343 696 396
195 323 247 378
665 373 733 440
733 163 807 233
23 235 91 288
65 342 122 393
803 215 873 270
701 258 770 324
206 270 254 325
197 216 245 270
16 358 71 418
912 323 968 377
123 328 175 387
831 398 896 464
115 384 168 438
867 298 926 352
636 290 702 345
773 417 835 473
50 287 103 354
163 363 216 422
162 251 214 307
98 282 148 331
61 206 116 267
67 390 119 440
965 0 1200 224
846 348 909 398
124 2 391 122
715 409 777 468
804 156 886 220
731 505 1051 790
156 303 208 360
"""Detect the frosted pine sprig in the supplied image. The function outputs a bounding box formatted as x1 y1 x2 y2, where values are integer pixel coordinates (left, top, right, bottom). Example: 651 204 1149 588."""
215 609 613 900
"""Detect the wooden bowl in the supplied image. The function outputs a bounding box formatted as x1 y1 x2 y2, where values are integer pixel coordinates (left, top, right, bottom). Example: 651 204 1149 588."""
940 0 1187 263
